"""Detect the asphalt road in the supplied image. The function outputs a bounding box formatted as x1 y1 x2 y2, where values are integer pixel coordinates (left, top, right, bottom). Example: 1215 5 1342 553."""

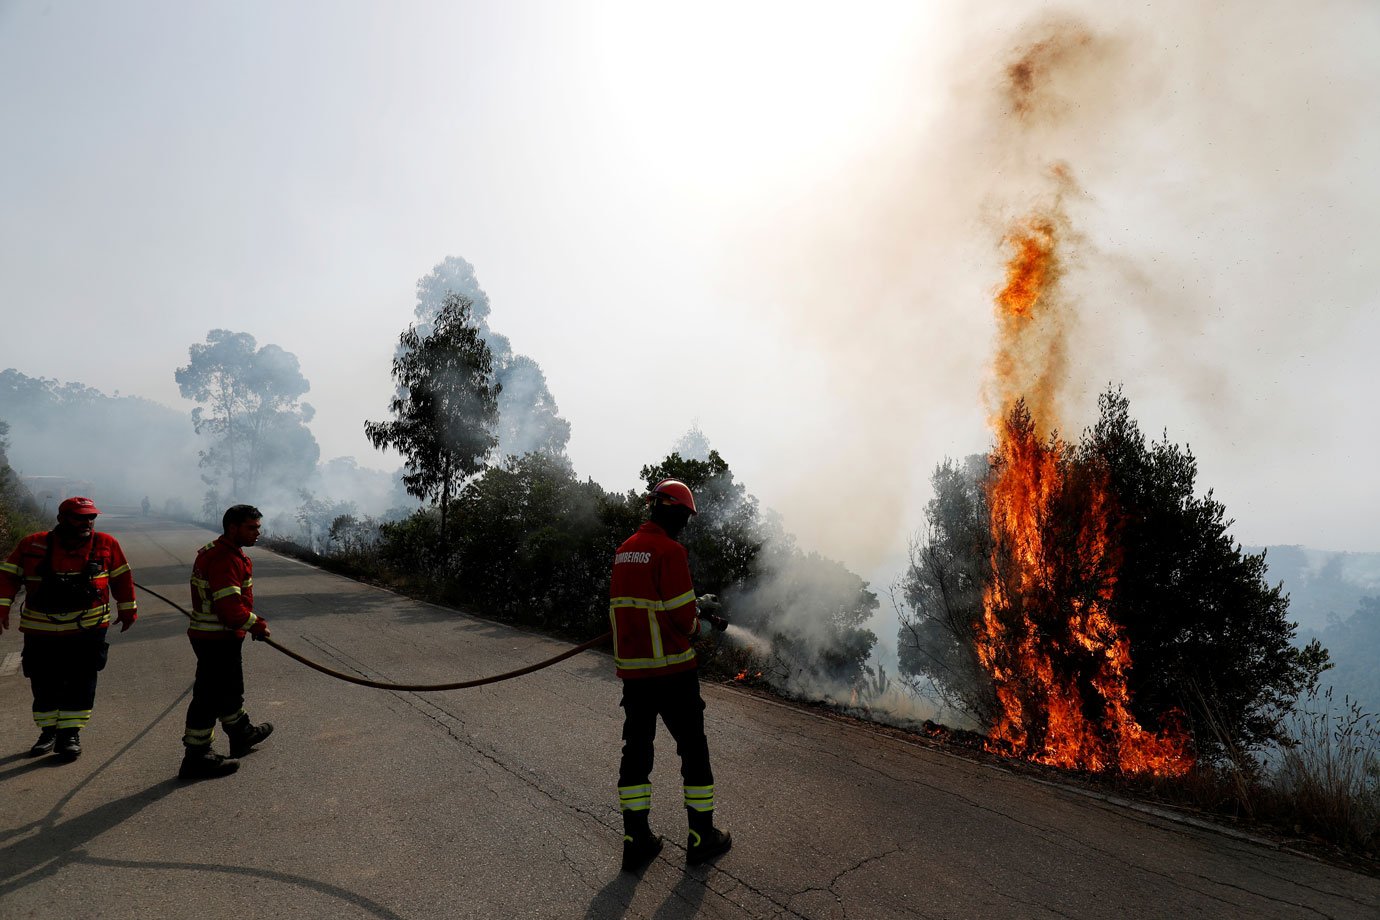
2 515 1377 919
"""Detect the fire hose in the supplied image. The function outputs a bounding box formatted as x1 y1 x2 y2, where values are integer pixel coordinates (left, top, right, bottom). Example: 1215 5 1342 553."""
135 582 610 691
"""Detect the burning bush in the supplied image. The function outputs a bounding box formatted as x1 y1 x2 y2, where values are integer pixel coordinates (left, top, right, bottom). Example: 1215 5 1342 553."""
898 387 1330 771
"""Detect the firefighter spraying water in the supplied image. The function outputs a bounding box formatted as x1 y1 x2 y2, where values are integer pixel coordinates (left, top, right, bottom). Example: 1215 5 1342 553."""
608 478 733 872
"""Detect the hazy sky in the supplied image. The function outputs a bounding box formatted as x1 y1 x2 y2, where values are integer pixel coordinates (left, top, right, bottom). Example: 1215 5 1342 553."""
3 1 1377 576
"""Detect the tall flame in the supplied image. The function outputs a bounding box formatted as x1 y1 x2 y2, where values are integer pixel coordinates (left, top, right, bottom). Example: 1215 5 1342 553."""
977 206 1191 776
987 214 1070 437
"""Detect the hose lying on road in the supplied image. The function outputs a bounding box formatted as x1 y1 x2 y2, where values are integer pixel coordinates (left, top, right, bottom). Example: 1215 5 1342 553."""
135 582 610 691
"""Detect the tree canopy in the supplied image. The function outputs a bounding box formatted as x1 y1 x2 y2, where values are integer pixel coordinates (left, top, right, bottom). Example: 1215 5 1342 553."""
898 387 1329 762
175 330 319 499
411 256 570 459
365 294 500 547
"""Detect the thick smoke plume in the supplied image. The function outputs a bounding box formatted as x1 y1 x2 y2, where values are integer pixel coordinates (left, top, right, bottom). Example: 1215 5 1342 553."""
737 2 1379 571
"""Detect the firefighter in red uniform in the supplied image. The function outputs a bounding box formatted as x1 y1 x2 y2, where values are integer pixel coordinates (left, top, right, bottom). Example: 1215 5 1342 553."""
610 478 732 872
178 503 273 781
0 497 137 760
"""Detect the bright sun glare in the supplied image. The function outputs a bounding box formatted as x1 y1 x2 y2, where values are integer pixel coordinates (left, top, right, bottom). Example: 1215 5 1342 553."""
583 3 943 199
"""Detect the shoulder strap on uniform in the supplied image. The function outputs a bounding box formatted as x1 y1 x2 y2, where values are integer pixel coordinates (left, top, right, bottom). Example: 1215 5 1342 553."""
39 532 56 576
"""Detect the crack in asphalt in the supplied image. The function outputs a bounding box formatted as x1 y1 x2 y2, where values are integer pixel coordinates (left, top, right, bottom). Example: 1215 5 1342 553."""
268 625 1366 920
411 704 805 917
786 843 907 920
732 690 1380 907
1192 873 1341 920
745 724 1294 914
994 891 1079 919
296 634 819 918
826 843 905 894
1223 858 1380 909
723 700 1357 915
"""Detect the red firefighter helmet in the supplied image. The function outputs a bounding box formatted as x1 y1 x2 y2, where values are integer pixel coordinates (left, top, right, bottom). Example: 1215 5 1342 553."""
58 496 101 517
649 478 697 514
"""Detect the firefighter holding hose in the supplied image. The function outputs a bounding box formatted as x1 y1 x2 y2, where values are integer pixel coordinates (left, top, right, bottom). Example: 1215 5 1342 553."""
0 497 138 760
610 478 732 872
178 504 274 781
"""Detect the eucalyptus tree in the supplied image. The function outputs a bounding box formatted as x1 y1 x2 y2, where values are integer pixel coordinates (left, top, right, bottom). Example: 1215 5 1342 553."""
365 293 499 554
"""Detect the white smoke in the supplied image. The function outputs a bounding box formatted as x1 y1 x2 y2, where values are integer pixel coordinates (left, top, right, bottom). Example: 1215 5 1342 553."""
731 0 1380 569
410 256 572 462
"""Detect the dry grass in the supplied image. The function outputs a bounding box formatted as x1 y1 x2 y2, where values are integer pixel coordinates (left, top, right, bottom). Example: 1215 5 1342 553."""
1263 685 1380 853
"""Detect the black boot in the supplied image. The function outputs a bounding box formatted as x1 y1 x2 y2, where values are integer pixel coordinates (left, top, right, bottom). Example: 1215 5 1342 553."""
686 808 732 866
54 728 81 761
620 810 663 873
227 719 273 758
178 747 240 781
28 728 57 757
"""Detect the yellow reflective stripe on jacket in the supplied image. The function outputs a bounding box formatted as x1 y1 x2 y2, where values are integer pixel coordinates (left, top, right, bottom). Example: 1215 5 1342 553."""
189 609 233 630
116 600 137 612
0 598 11 608
0 561 22 576
190 573 252 633
188 573 234 631
108 563 131 578
647 610 665 660
612 647 697 671
20 606 112 631
662 589 696 610
610 591 699 672
610 596 665 612
611 590 697 613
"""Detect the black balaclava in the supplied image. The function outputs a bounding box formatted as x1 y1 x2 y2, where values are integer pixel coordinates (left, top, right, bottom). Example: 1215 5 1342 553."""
649 502 693 540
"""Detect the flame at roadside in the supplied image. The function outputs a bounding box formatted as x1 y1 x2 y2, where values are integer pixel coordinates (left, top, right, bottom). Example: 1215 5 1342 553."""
975 203 1191 776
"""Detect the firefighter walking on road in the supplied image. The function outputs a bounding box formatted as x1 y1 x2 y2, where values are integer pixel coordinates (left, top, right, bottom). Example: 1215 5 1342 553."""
0 497 138 760
609 478 732 873
178 504 274 781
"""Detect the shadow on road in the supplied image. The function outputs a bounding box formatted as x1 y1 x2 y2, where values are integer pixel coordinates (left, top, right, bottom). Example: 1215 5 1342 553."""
77 855 410 920
649 865 711 919
0 751 73 786
0 751 32 768
2 663 407 919
584 860 714 920
585 870 639 919
0 684 195 896
0 777 182 897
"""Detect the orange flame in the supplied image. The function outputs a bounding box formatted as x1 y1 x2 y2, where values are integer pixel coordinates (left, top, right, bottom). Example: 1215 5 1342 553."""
977 209 1191 777
987 214 1071 436
996 219 1057 320
734 671 748 681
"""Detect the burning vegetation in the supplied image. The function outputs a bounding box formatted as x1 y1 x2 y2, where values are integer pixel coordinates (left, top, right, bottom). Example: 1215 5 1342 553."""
894 16 1325 779
976 203 1192 776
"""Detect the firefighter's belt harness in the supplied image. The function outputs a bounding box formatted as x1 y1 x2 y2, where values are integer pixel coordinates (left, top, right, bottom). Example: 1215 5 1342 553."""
136 582 610 691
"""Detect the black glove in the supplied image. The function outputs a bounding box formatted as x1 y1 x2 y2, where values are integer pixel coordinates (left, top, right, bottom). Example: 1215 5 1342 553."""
706 613 729 633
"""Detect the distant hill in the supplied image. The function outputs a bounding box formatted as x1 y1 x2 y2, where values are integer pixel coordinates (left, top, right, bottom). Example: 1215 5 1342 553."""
1253 545 1380 636
1254 545 1380 712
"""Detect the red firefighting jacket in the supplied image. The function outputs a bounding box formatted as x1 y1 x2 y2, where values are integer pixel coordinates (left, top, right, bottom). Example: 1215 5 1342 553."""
189 537 258 639
0 531 137 635
609 522 701 679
